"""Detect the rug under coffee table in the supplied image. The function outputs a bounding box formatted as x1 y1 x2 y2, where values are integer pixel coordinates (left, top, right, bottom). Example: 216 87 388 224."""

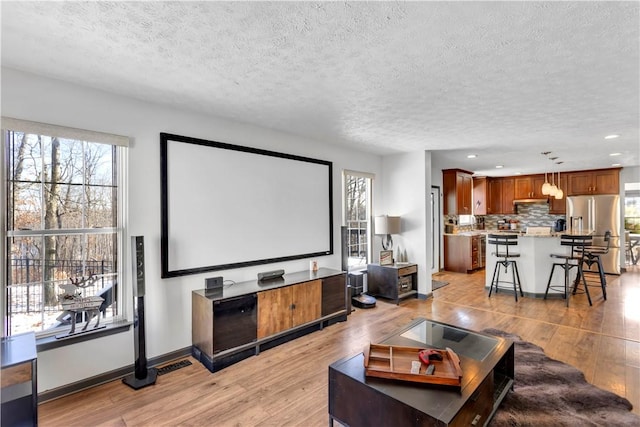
328 318 514 426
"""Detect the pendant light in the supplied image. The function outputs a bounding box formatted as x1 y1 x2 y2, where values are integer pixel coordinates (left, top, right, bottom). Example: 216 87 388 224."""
554 170 564 199
547 156 558 196
541 170 551 195
541 152 551 195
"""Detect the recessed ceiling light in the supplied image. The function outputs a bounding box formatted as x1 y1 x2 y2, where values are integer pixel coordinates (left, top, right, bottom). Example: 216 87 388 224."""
610 152 622 156
467 154 477 159
604 134 620 139
495 165 503 169
514 172 522 175
612 163 621 167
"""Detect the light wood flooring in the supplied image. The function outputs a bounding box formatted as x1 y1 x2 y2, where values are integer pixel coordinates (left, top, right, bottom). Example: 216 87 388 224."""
39 265 640 426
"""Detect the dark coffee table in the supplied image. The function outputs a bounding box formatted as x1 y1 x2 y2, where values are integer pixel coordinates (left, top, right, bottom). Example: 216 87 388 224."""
328 318 514 426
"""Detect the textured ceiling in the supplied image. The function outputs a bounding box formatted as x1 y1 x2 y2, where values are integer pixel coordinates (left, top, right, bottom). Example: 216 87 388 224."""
1 1 639 177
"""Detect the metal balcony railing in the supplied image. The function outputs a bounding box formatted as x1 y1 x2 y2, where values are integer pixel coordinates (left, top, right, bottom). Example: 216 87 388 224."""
7 258 115 315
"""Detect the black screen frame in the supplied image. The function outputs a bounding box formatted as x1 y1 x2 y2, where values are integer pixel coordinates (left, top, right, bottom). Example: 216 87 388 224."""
160 132 334 278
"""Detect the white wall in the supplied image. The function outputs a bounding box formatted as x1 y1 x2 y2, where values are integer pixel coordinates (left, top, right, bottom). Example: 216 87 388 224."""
381 151 432 295
1 67 385 392
621 166 640 185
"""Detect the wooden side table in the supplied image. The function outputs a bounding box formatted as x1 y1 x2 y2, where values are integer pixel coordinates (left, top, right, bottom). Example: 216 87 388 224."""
367 263 418 304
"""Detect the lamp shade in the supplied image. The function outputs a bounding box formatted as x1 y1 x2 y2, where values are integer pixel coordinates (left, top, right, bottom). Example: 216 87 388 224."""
375 215 401 235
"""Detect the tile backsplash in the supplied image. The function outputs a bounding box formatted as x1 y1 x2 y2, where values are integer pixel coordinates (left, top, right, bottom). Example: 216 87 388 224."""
446 203 564 231
485 203 564 229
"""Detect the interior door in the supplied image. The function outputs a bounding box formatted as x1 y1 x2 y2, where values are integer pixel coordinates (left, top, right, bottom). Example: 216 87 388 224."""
431 186 442 274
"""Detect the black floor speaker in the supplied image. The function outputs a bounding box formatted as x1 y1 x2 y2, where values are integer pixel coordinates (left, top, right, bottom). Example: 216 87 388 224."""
123 236 157 390
341 226 349 272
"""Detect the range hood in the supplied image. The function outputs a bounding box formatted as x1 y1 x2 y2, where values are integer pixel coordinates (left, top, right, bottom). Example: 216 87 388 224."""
512 198 549 205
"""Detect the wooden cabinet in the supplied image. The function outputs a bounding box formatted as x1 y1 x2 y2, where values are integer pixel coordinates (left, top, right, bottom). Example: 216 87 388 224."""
443 169 473 215
514 176 532 199
514 174 546 199
321 274 346 316
444 235 483 273
257 287 292 338
1 333 37 427
459 173 473 214
487 178 502 215
486 177 515 214
257 279 321 339
549 173 568 214
473 177 487 215
501 178 516 214
567 168 620 195
458 168 619 213
367 263 418 304
192 268 347 373
292 280 322 327
531 175 547 198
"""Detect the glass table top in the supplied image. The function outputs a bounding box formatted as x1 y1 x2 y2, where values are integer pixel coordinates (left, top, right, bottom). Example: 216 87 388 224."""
381 318 499 361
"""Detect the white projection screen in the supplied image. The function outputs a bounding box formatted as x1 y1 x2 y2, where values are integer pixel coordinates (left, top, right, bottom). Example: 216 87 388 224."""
160 133 333 278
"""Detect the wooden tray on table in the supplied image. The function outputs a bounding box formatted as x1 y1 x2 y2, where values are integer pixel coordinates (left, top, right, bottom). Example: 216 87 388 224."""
363 344 462 388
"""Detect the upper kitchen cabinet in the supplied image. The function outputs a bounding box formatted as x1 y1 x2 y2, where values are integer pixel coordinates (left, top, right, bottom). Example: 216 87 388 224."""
567 168 620 195
549 173 568 214
486 177 515 215
472 177 487 215
487 178 502 215
443 169 473 215
514 174 546 200
501 178 516 214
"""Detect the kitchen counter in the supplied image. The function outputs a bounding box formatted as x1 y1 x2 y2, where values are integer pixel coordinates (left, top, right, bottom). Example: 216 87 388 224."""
485 233 592 297
447 229 594 238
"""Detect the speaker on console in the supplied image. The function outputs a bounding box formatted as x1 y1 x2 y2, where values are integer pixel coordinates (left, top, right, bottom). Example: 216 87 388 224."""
123 235 157 390
205 276 224 290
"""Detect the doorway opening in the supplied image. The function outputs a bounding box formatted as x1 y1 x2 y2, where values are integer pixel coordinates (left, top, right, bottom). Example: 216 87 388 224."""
430 186 442 274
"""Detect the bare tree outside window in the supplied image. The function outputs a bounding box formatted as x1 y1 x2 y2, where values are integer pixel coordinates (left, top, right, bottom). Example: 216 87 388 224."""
344 172 372 268
6 130 119 335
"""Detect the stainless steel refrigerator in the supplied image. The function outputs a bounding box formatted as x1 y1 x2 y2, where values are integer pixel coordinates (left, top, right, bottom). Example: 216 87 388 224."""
566 195 620 274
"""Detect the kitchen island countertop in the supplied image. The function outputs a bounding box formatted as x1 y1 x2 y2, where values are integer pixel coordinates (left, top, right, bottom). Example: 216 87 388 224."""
485 233 594 297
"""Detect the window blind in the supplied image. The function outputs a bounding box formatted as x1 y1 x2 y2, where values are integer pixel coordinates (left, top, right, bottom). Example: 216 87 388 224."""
1 117 129 147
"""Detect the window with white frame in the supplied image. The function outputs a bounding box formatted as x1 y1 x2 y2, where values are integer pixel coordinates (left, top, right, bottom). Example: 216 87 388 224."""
343 170 373 269
2 118 128 337
625 182 640 233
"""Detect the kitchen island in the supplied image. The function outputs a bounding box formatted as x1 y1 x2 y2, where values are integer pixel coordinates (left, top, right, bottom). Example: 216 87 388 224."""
484 231 591 298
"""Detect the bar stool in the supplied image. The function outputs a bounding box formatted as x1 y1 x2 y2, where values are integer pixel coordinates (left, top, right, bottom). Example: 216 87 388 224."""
625 230 639 265
545 234 592 307
576 231 611 301
487 234 523 301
